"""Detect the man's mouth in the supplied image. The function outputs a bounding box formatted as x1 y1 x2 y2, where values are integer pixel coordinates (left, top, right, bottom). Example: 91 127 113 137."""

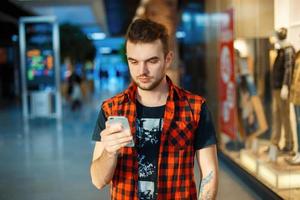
138 76 151 83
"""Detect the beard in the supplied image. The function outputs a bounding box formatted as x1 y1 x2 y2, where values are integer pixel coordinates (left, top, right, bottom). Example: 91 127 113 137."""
133 74 165 91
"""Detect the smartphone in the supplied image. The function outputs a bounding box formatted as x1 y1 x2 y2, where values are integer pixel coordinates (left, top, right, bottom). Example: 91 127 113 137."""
107 116 135 147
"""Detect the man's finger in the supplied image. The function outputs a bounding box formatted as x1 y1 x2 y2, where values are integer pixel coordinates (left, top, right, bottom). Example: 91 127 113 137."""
105 121 110 128
106 136 133 146
103 131 131 142
109 140 133 152
101 124 123 136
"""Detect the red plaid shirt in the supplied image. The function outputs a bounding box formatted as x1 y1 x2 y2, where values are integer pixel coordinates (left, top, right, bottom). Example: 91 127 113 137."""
102 76 205 199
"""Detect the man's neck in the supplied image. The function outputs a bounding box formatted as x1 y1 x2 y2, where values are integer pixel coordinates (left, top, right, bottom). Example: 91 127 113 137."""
136 77 169 107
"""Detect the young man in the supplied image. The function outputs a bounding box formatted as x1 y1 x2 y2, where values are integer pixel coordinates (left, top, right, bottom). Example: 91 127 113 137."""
90 18 218 200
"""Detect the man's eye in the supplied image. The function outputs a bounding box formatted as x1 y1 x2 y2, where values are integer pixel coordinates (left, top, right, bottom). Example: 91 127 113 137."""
149 59 158 64
129 60 138 65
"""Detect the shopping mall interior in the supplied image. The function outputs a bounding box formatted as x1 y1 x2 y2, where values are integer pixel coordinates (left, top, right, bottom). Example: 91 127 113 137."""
1 0 300 199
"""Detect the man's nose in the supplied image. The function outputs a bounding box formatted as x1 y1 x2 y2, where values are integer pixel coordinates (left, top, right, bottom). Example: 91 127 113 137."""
139 62 149 74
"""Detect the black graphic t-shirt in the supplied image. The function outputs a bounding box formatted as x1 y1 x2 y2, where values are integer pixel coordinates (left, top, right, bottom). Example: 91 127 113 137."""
135 101 164 199
92 101 217 200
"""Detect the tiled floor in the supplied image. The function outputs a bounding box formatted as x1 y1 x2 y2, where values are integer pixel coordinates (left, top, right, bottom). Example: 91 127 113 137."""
0 90 259 200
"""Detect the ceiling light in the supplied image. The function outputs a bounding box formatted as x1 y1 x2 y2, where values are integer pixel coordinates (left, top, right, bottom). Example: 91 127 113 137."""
99 47 112 54
89 32 106 40
176 31 186 39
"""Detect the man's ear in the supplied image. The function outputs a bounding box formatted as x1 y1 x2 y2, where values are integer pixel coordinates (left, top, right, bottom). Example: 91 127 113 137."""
165 51 174 68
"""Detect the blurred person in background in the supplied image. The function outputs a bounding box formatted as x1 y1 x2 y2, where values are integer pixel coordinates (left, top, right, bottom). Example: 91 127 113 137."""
67 67 82 111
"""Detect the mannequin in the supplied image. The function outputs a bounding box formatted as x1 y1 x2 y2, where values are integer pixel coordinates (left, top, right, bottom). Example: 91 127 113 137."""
270 27 295 154
287 51 300 164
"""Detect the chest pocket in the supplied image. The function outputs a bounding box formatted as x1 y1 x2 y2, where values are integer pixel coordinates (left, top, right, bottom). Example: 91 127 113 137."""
168 121 195 149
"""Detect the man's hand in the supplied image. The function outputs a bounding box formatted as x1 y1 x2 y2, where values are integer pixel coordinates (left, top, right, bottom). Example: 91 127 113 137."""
100 122 133 156
90 122 133 189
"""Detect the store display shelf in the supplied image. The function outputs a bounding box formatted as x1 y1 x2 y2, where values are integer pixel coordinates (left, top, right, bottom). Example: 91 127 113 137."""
240 149 300 189
240 149 258 173
258 159 300 189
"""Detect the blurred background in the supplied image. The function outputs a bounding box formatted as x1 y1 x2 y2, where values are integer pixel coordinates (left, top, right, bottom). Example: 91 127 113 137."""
1 0 300 199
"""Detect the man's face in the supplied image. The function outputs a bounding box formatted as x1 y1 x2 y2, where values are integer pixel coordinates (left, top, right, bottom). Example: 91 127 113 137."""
126 39 173 91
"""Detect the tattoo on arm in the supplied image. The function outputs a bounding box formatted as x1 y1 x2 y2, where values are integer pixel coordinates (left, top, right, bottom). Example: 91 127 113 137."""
199 170 214 200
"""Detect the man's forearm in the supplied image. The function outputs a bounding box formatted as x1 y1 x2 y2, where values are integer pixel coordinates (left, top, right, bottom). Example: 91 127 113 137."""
198 170 218 200
90 149 118 189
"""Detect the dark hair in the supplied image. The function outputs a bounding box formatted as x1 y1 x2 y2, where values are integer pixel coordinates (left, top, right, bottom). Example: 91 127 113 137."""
125 18 169 55
276 27 287 40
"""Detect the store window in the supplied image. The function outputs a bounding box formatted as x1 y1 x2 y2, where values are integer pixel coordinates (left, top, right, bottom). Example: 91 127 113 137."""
204 0 300 199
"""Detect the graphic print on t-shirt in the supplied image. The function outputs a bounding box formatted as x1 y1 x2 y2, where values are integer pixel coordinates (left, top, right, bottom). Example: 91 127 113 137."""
136 118 163 200
137 154 156 178
136 118 161 147
138 181 155 199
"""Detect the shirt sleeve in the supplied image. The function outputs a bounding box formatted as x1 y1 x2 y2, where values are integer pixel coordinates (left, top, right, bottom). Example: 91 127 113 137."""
92 108 107 141
194 103 217 150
